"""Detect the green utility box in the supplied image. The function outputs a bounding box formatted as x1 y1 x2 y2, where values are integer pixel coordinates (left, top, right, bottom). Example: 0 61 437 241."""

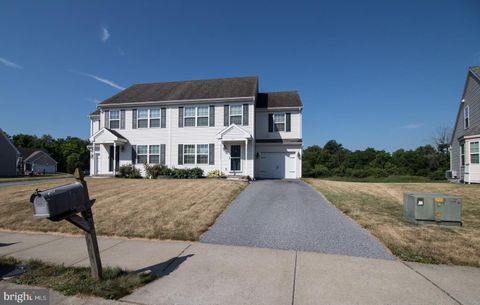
403 193 462 226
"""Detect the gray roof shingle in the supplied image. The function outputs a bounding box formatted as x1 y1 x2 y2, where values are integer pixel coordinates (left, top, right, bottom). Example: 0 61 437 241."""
470 66 480 80
257 91 302 108
89 109 100 116
99 76 258 105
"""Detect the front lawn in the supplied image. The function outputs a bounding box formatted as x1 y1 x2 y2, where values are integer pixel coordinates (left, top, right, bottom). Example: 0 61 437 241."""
0 178 247 240
305 179 480 267
0 173 72 183
0 257 156 299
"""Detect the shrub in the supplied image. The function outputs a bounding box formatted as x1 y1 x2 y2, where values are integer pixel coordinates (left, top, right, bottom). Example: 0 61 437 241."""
144 164 171 179
171 167 204 179
118 164 141 179
207 169 225 178
429 169 446 181
350 169 369 178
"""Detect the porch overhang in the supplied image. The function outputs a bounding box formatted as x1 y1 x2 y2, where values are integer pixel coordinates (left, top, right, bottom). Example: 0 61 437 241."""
216 124 252 142
89 128 128 145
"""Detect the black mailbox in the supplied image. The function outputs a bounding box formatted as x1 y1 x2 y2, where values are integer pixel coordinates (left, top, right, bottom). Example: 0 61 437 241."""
30 182 89 221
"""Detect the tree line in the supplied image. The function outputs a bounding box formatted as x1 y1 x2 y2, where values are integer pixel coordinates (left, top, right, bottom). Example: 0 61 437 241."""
302 139 450 180
9 134 90 174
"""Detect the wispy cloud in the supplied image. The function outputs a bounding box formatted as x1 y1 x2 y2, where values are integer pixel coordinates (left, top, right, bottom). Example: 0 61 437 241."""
72 70 125 90
401 123 422 129
101 26 110 42
0 57 23 69
84 97 102 104
118 47 126 56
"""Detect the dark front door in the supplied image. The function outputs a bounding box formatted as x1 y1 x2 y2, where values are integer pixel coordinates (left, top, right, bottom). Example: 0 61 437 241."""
230 145 241 172
109 145 120 172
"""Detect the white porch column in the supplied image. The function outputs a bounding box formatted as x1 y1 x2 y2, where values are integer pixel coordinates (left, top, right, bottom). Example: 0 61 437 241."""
113 142 116 175
245 139 248 175
92 142 96 176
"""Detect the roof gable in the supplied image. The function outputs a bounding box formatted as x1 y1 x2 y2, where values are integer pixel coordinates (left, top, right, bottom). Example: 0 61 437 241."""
25 151 57 164
216 124 252 140
99 76 258 105
0 128 19 155
90 128 127 143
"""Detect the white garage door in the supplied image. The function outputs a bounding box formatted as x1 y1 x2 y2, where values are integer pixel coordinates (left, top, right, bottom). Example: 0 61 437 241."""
259 152 296 179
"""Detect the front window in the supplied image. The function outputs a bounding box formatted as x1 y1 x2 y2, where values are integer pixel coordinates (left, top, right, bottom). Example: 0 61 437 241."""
184 107 196 127
137 145 148 164
470 141 479 164
138 109 149 128
461 144 465 166
196 144 209 164
197 106 209 126
230 105 242 125
184 144 196 164
150 109 160 128
464 105 470 129
273 113 286 132
149 145 160 164
109 110 120 129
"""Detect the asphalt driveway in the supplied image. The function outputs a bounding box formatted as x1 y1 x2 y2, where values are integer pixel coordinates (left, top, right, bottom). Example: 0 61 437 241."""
201 180 394 260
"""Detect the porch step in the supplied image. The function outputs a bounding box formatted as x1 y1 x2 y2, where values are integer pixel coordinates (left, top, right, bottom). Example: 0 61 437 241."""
90 174 115 179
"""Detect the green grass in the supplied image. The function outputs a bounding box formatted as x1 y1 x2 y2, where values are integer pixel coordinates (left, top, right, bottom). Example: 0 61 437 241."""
313 175 443 183
0 257 157 300
0 173 72 183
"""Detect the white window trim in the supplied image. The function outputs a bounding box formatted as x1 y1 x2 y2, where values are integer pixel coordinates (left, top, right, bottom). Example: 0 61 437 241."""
470 141 479 164
464 105 470 129
184 106 210 127
183 143 210 165
229 105 243 125
137 108 161 129
109 110 120 129
136 144 161 164
272 113 286 132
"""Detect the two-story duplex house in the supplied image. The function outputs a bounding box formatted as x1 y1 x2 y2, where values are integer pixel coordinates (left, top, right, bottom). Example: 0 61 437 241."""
449 66 480 183
88 76 303 179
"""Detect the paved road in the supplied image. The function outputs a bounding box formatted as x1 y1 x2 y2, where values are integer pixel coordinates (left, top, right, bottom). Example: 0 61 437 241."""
201 179 394 260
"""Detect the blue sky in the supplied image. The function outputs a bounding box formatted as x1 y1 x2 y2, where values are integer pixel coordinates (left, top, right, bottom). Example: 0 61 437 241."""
1 0 479 151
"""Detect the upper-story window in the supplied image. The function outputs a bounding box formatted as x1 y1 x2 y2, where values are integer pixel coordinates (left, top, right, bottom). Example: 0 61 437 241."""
230 105 242 125
109 110 120 129
464 105 470 129
185 106 209 127
138 109 160 128
471 141 479 164
273 113 286 132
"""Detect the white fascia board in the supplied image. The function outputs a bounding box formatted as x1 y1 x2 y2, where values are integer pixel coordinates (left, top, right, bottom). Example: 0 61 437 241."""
98 96 255 108
255 106 303 112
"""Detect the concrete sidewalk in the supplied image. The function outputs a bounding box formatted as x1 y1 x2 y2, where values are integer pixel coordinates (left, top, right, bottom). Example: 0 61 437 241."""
1 231 479 305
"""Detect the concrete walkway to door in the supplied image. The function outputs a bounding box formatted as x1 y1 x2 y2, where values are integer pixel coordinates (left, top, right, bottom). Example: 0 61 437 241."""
201 179 394 260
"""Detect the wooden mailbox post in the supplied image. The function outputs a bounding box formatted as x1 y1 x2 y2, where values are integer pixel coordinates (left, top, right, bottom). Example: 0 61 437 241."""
30 168 103 280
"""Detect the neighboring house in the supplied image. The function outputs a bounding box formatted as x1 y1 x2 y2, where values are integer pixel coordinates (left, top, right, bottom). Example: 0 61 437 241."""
88 76 303 179
0 128 21 176
449 66 480 183
18 148 58 174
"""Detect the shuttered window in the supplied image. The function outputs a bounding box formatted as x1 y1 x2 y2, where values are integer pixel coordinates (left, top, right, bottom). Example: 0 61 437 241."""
184 144 196 164
230 105 242 125
109 110 120 129
149 145 160 164
470 142 479 164
137 145 148 164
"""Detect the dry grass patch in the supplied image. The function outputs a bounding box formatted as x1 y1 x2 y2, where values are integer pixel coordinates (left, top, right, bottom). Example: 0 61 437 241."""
304 179 480 267
0 178 246 240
